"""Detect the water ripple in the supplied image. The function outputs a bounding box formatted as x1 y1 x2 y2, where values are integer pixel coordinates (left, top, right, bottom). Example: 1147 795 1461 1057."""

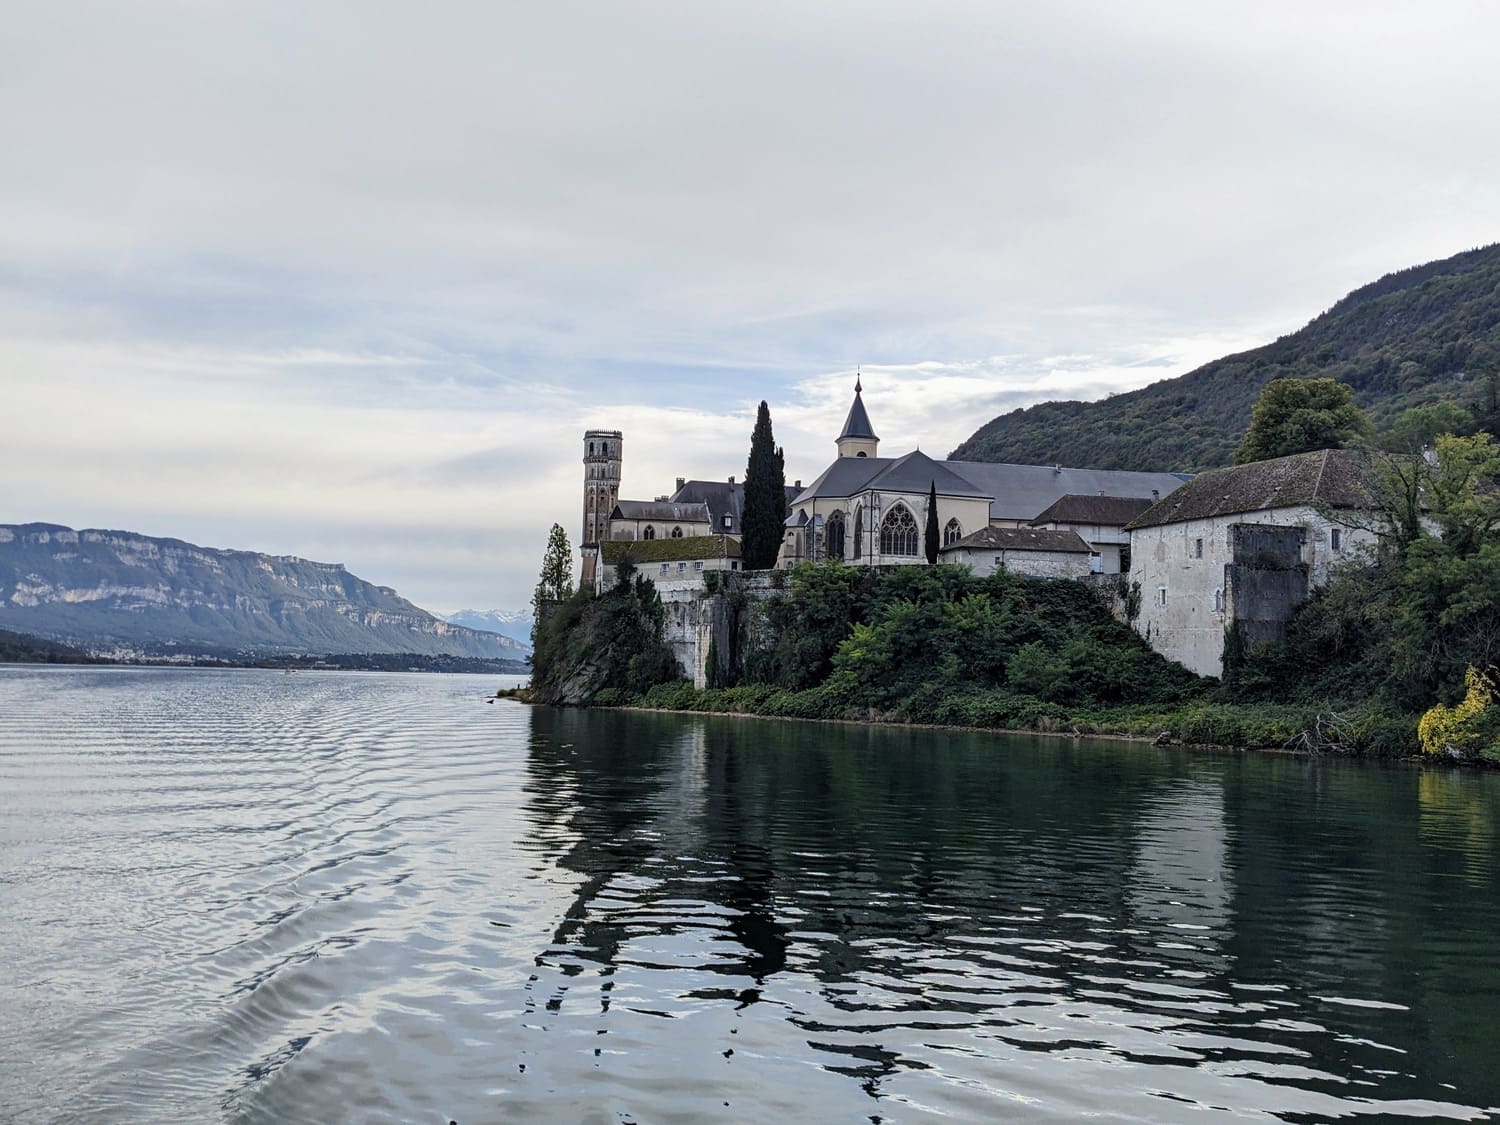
3 667 1500 1122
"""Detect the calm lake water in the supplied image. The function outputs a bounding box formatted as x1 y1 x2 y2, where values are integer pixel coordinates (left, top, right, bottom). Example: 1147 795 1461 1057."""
3 667 1500 1122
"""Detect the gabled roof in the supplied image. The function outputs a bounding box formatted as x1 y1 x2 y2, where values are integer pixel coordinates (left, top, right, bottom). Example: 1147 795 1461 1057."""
945 460 1192 522
866 450 989 497
611 500 711 523
1125 449 1376 530
838 380 878 441
1030 494 1156 527
601 534 741 564
790 450 988 507
790 452 1190 521
666 480 799 528
941 527 1094 554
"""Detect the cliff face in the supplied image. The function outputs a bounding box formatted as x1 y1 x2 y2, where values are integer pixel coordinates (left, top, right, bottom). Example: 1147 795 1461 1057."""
0 523 526 660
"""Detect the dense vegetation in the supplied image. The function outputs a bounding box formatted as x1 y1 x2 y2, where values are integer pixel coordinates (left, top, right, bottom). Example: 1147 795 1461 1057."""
529 556 681 705
951 243 1500 471
1223 426 1500 760
0 628 107 664
1233 377 1371 463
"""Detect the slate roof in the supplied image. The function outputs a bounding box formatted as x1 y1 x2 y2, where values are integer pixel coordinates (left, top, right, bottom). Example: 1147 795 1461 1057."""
1125 449 1377 530
601 535 741 564
941 527 1094 554
611 500 712 523
666 480 800 529
838 382 879 440
946 461 1191 522
790 453 1189 522
1030 494 1156 527
792 450 988 506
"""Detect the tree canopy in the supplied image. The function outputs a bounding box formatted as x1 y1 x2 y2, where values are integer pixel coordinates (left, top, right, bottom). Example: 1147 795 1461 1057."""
742 400 787 570
534 523 573 609
1233 377 1373 464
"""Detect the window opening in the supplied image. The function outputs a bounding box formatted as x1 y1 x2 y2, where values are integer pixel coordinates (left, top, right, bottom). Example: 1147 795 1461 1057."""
879 505 919 556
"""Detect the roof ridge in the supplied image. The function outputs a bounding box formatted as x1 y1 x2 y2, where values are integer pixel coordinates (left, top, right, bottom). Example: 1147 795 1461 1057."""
1310 447 1331 503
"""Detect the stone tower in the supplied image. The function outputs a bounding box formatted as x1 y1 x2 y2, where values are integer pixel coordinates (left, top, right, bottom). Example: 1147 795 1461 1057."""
580 429 623 587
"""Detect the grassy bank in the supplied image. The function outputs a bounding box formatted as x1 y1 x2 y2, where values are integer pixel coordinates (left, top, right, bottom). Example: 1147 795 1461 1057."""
583 681 1419 757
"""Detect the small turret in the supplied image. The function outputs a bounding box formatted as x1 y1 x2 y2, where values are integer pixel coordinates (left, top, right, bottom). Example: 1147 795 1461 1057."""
836 375 879 458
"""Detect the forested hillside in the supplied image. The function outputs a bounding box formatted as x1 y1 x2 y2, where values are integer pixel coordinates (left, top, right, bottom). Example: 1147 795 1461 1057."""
950 243 1500 471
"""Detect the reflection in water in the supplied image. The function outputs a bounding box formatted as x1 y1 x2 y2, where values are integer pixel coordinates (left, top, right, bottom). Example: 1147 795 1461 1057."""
3 668 1500 1122
515 709 1499 1121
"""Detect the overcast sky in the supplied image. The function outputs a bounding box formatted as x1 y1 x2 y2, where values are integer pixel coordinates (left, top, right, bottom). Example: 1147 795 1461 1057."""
3 2 1497 612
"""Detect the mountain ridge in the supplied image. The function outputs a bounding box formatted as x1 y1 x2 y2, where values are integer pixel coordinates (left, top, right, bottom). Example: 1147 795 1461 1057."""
950 243 1500 471
443 608 534 650
0 523 527 661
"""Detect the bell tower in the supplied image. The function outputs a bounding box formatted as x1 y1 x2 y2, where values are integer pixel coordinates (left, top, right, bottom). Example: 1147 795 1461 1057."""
581 429 623 587
836 375 879 458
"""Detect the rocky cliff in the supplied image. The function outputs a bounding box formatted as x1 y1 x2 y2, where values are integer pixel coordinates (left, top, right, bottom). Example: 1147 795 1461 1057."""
0 523 527 660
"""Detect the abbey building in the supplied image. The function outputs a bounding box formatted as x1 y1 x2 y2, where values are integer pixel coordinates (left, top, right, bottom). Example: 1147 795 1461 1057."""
579 380 1189 588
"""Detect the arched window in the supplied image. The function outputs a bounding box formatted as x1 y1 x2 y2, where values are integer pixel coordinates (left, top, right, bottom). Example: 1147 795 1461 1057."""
825 510 846 560
853 507 863 560
643 525 656 540
671 526 683 539
880 504 919 556
856 451 867 458
943 518 963 546
602 442 609 455
589 441 595 456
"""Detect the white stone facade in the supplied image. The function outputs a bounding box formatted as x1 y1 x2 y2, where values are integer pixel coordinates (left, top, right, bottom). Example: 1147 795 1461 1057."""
943 545 1092 579
782 492 992 568
1129 504 1377 678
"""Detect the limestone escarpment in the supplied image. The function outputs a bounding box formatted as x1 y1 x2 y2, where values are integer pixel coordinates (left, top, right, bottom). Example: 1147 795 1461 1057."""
0 523 525 660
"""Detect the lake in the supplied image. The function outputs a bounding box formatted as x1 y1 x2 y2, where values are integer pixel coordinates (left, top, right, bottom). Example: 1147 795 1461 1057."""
2 666 1499 1122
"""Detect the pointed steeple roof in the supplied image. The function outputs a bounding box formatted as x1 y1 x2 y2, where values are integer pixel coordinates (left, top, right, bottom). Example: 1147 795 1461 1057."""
838 376 878 441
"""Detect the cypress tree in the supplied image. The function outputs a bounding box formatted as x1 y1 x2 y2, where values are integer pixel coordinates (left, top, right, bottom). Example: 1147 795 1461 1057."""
742 400 787 570
925 480 940 564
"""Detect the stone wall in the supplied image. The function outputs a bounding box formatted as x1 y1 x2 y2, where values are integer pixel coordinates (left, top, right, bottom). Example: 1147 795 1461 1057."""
657 573 783 688
1129 505 1377 677
945 546 1092 579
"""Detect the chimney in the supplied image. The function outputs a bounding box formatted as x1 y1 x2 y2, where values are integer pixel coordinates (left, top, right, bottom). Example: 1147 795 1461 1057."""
1053 465 1061 474
675 477 685 491
795 479 802 489
728 475 736 485
1151 489 1160 502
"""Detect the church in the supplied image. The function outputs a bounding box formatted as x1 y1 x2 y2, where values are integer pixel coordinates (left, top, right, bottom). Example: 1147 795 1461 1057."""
580 379 1189 587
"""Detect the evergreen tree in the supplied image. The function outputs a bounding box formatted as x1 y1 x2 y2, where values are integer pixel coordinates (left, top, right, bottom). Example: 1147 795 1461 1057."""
742 400 787 570
925 480 940 564
532 523 573 619
1233 377 1373 464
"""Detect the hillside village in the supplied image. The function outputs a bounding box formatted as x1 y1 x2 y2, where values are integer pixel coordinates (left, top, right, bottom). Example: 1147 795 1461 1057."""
575 378 1393 681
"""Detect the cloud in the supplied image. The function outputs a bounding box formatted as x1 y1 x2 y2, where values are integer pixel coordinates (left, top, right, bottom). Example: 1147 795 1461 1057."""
3 1 1498 609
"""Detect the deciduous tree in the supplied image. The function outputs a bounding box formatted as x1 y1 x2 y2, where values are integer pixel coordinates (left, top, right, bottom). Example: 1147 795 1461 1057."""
1233 377 1373 464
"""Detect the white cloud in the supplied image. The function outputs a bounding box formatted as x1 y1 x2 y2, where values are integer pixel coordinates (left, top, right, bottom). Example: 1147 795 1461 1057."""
2 1 1498 610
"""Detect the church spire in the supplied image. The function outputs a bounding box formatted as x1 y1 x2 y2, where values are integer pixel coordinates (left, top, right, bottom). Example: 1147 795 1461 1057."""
836 373 879 458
